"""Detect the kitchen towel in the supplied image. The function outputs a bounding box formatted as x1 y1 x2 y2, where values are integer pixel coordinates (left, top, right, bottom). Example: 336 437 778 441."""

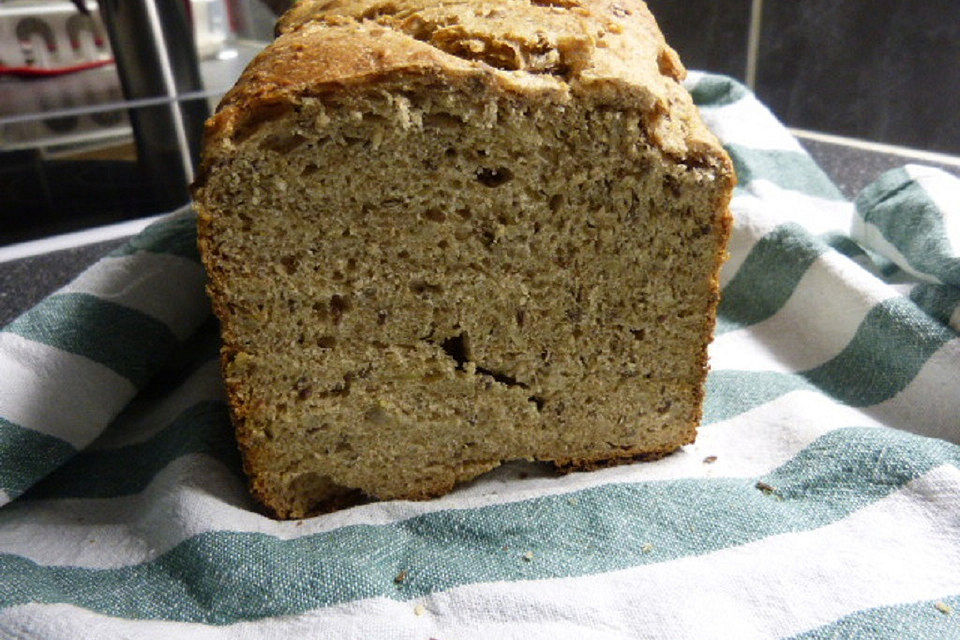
1 72 959 639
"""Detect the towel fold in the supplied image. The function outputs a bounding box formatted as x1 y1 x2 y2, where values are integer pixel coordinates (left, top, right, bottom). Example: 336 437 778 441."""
1 73 958 640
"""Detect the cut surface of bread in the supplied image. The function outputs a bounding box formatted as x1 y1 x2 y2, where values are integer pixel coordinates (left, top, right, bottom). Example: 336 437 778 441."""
193 0 735 519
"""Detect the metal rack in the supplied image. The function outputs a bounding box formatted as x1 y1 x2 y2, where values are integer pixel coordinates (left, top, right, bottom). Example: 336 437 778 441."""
0 0 263 182
0 0 269 243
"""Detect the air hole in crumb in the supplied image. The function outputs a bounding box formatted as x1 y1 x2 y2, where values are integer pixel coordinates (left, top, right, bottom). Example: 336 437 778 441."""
456 207 472 219
516 308 526 327
476 167 513 187
438 239 449 249
296 384 313 401
476 366 529 389
317 335 337 348
440 333 471 369
330 294 351 324
445 147 457 157
346 257 357 271
529 396 545 411
663 175 682 198
259 132 306 154
423 208 446 222
657 400 672 414
280 254 299 274
410 281 443 295
305 423 329 435
631 328 646 340
398 249 410 259
320 378 352 399
377 310 388 325
231 101 294 143
358 2 402 19
548 194 564 212
530 0 580 7
422 113 462 129
334 439 354 454
301 163 319 177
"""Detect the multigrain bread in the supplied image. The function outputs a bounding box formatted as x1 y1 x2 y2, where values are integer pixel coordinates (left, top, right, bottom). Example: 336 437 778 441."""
192 0 735 519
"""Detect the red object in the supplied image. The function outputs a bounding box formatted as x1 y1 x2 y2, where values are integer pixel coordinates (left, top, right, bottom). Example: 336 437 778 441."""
225 0 244 34
0 59 114 78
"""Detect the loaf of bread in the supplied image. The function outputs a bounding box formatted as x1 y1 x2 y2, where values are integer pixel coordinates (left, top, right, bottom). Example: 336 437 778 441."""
192 0 734 519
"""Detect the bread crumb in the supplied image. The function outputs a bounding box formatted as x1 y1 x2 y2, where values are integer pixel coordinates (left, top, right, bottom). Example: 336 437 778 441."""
641 543 654 553
522 551 534 562
414 604 426 616
703 455 717 464
755 481 777 495
935 601 953 615
394 570 408 584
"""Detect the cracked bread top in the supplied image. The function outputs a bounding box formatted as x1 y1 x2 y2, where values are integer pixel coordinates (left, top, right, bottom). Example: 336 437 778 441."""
201 0 731 174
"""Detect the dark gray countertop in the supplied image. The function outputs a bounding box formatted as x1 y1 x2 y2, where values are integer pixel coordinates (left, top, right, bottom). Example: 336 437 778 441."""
796 134 960 198
0 238 127 327
1 135 959 327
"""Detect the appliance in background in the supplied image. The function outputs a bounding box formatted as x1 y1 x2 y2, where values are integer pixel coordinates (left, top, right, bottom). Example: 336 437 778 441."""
0 0 270 246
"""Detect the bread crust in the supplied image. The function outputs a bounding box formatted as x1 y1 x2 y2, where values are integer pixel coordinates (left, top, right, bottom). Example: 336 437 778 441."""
197 0 732 180
193 0 735 519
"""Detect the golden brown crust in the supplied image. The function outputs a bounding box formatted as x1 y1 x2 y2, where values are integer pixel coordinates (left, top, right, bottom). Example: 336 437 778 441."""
551 445 681 473
690 164 736 436
197 0 729 182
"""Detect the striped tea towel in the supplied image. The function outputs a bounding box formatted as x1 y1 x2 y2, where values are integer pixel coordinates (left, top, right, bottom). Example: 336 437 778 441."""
1 72 960 639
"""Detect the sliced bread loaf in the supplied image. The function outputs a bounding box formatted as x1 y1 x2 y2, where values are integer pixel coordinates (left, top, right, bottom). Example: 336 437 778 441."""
192 0 735 519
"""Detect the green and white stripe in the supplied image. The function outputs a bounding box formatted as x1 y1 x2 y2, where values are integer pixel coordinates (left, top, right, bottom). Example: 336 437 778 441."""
1 74 959 638
0 388 885 569
58 252 207 341
0 207 209 505
853 164 960 286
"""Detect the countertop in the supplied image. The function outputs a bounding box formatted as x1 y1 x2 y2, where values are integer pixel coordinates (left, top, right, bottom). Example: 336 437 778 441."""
1 133 959 327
